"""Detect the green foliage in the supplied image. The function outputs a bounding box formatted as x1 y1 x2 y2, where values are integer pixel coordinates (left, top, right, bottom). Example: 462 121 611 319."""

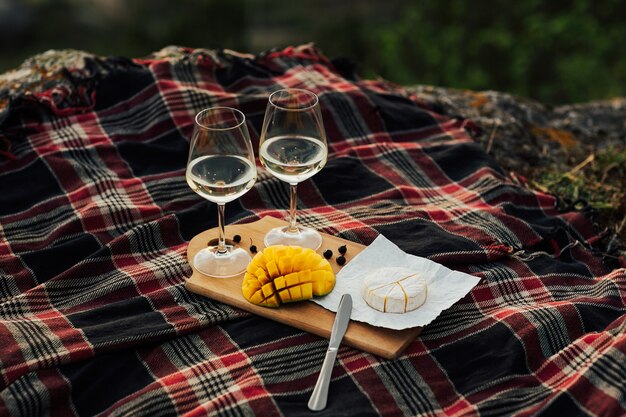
312 0 626 104
1 0 624 104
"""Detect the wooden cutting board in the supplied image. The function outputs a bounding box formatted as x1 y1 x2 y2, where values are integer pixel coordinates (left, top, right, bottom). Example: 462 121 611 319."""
185 216 422 359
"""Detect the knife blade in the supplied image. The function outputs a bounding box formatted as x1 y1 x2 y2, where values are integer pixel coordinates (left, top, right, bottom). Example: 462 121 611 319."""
308 294 353 411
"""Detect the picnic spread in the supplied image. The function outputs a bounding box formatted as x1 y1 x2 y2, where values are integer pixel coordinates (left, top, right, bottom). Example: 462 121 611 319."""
1 44 626 416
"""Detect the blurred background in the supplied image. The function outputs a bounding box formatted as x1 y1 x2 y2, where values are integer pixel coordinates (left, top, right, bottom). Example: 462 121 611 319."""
0 0 624 104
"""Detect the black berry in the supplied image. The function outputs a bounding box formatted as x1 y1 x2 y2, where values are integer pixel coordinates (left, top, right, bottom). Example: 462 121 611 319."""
233 234 241 243
323 249 333 259
338 245 347 255
336 255 346 266
249 245 257 253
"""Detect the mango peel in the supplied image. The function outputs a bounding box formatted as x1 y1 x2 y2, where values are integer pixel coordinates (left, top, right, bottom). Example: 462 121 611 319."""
242 245 335 307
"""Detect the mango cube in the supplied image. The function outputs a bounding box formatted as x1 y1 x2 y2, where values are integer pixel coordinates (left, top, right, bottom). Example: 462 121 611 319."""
241 245 336 308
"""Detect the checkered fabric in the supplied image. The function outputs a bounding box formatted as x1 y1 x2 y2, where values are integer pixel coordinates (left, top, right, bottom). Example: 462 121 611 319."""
1 44 625 417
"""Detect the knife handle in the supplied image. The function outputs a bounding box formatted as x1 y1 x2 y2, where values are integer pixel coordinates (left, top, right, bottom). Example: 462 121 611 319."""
307 348 339 411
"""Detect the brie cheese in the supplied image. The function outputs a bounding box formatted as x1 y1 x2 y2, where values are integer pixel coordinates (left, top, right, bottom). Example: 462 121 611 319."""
361 267 427 313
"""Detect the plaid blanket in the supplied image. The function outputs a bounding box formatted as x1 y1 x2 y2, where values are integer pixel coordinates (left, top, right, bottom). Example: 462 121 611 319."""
1 44 625 417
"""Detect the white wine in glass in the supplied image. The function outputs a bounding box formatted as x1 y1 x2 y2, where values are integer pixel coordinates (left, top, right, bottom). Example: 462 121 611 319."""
186 107 257 278
259 135 327 183
186 155 257 203
259 89 328 249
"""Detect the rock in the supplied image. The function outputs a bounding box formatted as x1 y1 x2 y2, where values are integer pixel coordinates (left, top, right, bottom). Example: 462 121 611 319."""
408 86 626 178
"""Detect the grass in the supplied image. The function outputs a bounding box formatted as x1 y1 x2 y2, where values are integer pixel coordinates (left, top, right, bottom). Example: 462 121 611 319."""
532 146 626 254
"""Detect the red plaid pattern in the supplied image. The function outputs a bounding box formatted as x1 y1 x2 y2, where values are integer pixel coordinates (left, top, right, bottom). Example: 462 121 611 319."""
1 45 625 416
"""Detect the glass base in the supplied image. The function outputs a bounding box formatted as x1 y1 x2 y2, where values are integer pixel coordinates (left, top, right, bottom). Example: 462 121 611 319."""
193 246 252 278
263 226 322 250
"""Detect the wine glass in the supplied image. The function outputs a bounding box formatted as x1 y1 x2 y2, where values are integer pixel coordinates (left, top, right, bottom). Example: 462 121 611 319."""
186 107 257 278
259 89 328 249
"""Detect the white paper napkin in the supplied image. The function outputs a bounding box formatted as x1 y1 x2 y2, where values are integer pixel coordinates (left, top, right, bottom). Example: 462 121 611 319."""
311 234 481 330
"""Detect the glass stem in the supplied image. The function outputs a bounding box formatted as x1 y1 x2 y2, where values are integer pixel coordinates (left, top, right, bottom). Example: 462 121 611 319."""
216 203 228 254
288 183 299 233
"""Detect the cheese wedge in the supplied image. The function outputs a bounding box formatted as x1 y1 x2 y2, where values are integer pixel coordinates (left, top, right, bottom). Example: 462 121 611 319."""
361 267 427 313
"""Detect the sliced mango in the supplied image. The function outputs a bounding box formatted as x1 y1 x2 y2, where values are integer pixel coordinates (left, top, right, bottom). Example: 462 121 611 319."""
266 260 280 278
255 268 271 285
292 253 308 271
241 245 335 308
301 282 313 299
278 256 294 275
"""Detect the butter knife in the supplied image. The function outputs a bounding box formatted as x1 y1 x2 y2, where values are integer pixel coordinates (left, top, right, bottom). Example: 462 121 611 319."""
308 294 353 411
